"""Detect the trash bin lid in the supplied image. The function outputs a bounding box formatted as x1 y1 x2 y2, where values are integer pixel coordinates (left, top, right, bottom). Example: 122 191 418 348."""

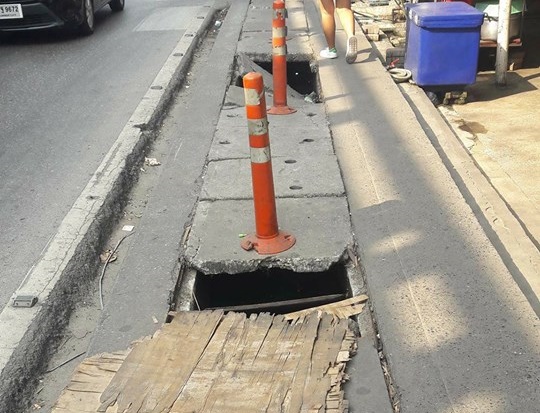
409 2 484 29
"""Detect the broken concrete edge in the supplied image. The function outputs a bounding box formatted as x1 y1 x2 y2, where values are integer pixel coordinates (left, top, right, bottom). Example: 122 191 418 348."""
184 246 353 275
177 240 363 309
0 5 219 412
239 51 312 63
175 259 366 301
236 51 314 63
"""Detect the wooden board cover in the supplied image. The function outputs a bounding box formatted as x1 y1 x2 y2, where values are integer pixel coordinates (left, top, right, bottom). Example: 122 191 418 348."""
52 310 358 413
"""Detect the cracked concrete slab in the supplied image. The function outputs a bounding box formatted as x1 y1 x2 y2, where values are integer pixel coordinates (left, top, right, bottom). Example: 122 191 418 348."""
238 32 313 61
216 102 328 128
208 124 334 160
200 155 345 200
238 0 313 59
243 0 309 33
184 197 354 274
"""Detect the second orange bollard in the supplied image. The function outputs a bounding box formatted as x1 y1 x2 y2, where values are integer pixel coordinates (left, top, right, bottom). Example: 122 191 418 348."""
268 0 296 115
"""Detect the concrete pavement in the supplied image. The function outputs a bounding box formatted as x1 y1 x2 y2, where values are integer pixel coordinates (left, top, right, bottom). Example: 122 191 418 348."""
307 2 540 412
354 0 540 317
92 0 539 410
5 0 540 411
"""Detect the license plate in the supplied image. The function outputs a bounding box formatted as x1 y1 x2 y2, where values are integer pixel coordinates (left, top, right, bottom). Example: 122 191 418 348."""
0 4 23 19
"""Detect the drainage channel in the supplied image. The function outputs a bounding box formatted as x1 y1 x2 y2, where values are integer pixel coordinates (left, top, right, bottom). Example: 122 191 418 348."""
175 264 352 315
173 56 347 315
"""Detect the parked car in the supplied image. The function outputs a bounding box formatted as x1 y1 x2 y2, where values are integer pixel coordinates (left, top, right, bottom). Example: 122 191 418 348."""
0 0 124 34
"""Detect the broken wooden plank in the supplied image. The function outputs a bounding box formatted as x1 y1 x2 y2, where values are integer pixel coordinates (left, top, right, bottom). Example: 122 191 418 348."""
205 293 346 313
52 351 129 413
284 295 369 322
98 310 224 413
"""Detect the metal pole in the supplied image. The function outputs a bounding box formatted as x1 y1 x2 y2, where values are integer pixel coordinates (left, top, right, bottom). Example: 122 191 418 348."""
495 0 512 86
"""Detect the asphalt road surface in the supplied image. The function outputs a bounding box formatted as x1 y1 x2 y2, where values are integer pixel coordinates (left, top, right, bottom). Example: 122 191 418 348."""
0 0 202 310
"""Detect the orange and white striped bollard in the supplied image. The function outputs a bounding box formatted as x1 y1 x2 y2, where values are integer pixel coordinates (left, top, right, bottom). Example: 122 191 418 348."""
267 0 296 115
241 72 296 254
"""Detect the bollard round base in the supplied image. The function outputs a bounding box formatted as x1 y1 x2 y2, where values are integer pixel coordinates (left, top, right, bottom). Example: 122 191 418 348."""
241 230 296 255
267 105 297 115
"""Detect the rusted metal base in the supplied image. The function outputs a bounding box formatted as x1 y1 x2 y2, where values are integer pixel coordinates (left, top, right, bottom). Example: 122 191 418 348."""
267 105 297 115
241 230 296 254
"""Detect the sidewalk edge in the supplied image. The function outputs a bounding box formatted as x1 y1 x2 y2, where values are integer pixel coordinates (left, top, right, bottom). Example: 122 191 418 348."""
364 28 539 316
399 82 540 316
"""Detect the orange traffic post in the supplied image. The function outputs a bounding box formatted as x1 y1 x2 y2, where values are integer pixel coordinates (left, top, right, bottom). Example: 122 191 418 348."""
267 0 296 115
241 72 296 254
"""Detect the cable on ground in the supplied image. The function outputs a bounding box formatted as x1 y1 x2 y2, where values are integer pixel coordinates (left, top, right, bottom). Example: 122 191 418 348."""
99 231 135 310
388 67 412 83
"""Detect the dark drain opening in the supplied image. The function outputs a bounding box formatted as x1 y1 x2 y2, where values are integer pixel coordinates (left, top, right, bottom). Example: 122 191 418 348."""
193 264 350 315
255 61 316 96
234 60 317 96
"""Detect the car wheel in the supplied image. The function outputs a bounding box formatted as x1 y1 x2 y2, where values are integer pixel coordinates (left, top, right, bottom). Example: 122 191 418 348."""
79 0 94 35
109 0 125 12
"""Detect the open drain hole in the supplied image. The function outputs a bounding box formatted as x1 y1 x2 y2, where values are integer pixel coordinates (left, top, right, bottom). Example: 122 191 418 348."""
192 264 350 315
255 61 316 96
234 60 318 97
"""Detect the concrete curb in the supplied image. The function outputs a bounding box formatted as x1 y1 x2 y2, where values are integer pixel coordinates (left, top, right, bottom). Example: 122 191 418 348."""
398 82 540 316
0 4 217 412
364 21 540 316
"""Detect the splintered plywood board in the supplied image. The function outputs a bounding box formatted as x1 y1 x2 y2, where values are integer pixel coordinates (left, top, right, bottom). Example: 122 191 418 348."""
51 351 129 412
52 310 357 413
284 295 368 322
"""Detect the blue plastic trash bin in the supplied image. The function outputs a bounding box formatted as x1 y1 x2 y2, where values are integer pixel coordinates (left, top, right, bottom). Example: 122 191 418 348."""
405 2 484 87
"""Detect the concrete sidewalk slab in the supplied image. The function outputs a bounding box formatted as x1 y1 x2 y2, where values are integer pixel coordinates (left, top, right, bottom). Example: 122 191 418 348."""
446 70 540 246
208 124 334 160
200 155 345 200
354 0 540 313
304 0 540 411
184 197 353 275
208 97 334 161
215 101 328 129
238 0 313 60
243 0 309 33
